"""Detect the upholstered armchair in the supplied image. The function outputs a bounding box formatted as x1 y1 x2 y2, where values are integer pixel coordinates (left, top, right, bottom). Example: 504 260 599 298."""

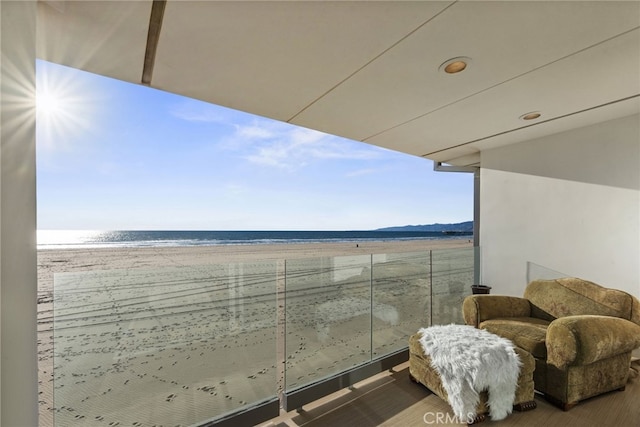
463 278 640 410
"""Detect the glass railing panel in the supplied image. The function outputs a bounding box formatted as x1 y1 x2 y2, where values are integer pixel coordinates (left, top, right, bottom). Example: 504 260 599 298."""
371 251 430 358
526 261 568 283
430 247 478 325
284 255 372 391
53 262 278 426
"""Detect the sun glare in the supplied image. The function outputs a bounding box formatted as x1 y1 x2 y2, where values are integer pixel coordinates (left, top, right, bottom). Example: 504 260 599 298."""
36 91 63 117
36 60 97 148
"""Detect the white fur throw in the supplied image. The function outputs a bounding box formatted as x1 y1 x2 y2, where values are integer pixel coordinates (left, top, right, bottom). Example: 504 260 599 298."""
418 324 521 421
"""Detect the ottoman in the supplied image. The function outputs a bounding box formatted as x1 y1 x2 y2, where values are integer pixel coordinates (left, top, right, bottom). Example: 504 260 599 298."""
409 331 537 424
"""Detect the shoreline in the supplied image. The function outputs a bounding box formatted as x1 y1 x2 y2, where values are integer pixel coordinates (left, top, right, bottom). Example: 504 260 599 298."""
38 238 473 425
38 238 472 291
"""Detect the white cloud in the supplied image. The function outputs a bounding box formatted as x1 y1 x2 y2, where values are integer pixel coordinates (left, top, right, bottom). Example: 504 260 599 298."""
171 101 387 170
235 124 276 140
228 119 383 170
170 100 386 170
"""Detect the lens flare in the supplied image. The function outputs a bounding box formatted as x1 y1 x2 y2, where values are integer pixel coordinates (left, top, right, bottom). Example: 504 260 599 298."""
36 91 62 116
36 60 99 150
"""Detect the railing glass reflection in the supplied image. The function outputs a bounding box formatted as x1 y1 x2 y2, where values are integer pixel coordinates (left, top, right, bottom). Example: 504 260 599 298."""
284 255 372 391
372 252 431 358
431 248 477 324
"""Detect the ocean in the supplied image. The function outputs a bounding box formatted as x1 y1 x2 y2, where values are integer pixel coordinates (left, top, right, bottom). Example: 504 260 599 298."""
37 229 472 250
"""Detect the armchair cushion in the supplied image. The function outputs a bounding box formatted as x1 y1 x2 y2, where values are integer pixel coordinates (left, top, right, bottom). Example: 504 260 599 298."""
525 278 633 321
546 315 640 369
463 295 531 327
481 317 550 358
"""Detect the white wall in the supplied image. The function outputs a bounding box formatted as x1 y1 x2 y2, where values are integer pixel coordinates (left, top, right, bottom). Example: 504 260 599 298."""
480 114 639 298
0 1 39 425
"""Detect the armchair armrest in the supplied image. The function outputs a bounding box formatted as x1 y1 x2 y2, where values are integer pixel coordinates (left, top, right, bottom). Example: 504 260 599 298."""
547 315 640 369
463 295 532 327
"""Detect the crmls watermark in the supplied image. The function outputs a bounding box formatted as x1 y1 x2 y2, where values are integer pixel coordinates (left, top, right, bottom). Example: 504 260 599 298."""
422 411 475 424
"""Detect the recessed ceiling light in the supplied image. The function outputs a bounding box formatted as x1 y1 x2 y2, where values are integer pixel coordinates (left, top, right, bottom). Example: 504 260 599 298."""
445 61 467 74
439 57 471 74
520 112 542 121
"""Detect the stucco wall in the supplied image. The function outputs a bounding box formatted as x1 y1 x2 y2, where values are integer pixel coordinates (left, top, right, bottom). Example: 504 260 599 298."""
480 114 639 298
1 1 39 425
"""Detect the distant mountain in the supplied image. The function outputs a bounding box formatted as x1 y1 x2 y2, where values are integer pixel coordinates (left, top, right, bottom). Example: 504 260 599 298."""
375 221 473 232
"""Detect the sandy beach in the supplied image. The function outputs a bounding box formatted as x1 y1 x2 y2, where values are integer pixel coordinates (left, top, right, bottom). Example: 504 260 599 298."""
38 238 473 426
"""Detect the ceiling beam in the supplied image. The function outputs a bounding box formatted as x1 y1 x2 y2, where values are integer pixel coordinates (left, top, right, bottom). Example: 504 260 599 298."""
142 0 166 85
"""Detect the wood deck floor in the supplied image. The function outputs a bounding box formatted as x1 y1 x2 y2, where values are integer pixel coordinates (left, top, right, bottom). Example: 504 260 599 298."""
260 359 640 427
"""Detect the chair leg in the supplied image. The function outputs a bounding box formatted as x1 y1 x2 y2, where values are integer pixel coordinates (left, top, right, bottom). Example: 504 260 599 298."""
467 413 486 425
543 393 577 411
513 400 537 411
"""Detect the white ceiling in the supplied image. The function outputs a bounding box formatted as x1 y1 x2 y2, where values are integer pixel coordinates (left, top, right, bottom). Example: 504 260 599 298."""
37 1 640 166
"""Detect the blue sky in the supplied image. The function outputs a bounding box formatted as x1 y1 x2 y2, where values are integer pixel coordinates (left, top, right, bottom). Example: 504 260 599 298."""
36 60 472 231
